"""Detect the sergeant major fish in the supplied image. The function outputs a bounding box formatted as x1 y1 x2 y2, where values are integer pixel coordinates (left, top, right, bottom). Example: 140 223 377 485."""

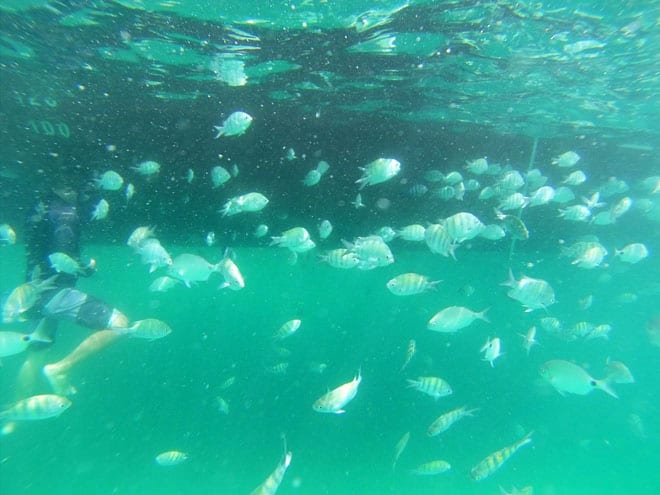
387 273 439 296
91 199 109 220
2 275 58 323
481 337 502 367
120 319 172 340
155 450 188 466
502 270 555 312
249 439 292 495
400 339 416 371
136 238 172 273
95 170 124 190
410 459 451 475
356 158 401 189
313 370 362 414
0 394 72 422
221 192 269 216
427 405 477 437
48 252 87 276
273 319 301 340
132 160 160 175
213 111 253 138
470 432 533 481
406 376 452 400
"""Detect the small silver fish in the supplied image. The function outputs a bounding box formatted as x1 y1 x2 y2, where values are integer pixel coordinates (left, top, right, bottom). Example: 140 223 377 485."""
213 111 253 138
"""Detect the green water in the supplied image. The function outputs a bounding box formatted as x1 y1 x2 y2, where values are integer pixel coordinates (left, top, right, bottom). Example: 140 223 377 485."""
1 1 660 494
2 242 659 494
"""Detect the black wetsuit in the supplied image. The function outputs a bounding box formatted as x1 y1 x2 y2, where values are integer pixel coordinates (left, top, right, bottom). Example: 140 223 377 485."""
26 187 118 334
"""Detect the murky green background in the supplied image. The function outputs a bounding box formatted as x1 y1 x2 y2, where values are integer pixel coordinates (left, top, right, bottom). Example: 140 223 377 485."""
1 1 660 494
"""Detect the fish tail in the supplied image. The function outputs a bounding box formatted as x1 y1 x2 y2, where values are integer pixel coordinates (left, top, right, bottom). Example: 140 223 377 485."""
518 430 534 448
501 269 516 288
28 318 55 344
0 420 16 436
448 244 458 260
598 377 619 399
477 308 490 323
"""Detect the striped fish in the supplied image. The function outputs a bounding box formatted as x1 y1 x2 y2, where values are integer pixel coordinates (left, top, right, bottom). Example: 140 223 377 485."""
155 450 188 466
0 394 71 422
318 249 360 269
411 459 451 475
442 212 485 243
406 376 452 400
470 432 533 481
122 318 172 340
273 319 301 340
427 405 478 437
400 339 416 371
424 224 456 259
313 370 362 414
250 444 292 495
387 273 439 296
395 224 426 242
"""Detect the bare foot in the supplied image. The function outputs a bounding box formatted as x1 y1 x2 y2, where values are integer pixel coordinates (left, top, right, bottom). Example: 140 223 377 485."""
42 364 77 396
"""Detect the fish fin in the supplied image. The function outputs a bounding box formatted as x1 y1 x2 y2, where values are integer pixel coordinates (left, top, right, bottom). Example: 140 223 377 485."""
222 247 237 261
29 318 55 344
1 421 17 436
334 409 346 415
448 243 458 261
217 282 230 290
478 308 490 323
500 268 516 288
597 379 619 399
149 265 157 274
269 236 282 246
213 125 224 139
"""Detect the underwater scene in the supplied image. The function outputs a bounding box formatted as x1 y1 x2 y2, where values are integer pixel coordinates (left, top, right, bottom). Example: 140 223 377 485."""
1 1 659 494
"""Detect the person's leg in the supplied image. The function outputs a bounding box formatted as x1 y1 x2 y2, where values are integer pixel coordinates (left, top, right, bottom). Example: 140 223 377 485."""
42 329 126 395
39 288 130 395
22 187 131 395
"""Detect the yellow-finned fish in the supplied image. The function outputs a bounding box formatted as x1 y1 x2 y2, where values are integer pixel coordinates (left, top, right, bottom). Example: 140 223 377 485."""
400 339 416 371
0 394 71 422
250 438 292 495
470 432 533 481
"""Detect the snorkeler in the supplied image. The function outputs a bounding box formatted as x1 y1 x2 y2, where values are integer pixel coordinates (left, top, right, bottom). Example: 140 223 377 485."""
15 185 130 396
